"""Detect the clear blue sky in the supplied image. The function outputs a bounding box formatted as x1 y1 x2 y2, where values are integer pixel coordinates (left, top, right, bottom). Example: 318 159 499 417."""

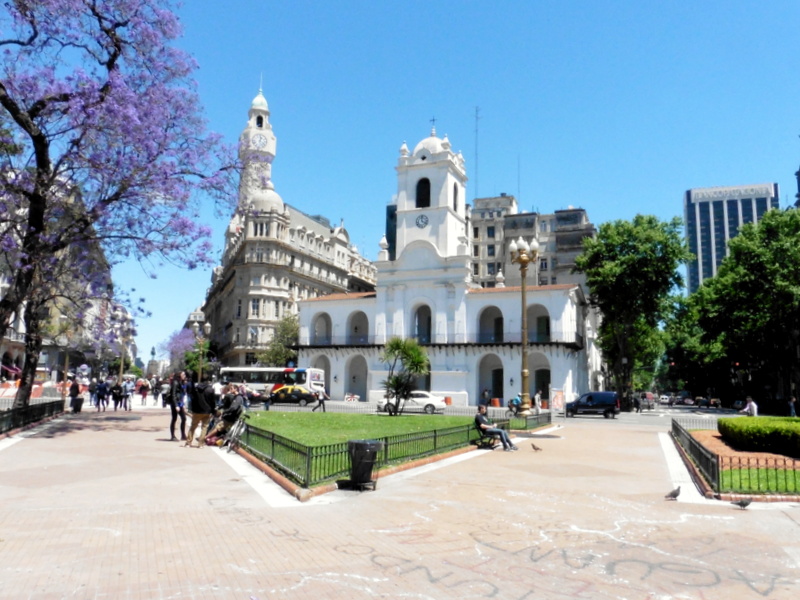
122 0 800 362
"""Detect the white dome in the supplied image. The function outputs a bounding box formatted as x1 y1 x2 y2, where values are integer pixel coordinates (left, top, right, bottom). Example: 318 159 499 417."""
413 133 446 157
251 90 268 111
249 181 283 212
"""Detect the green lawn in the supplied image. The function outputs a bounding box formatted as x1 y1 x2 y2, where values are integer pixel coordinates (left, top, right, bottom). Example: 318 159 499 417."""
720 467 800 494
247 411 476 446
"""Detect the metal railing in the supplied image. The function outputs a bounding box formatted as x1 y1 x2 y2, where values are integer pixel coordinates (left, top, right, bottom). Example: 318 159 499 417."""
0 400 64 435
671 418 719 491
718 455 800 495
301 331 585 347
241 422 480 488
671 417 800 495
239 407 552 488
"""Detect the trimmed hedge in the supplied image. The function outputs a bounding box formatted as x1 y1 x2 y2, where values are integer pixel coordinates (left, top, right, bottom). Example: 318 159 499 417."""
717 417 800 459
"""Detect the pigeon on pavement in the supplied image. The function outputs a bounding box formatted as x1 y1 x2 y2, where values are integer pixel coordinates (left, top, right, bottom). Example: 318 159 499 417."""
531 442 543 451
665 486 681 500
731 498 752 510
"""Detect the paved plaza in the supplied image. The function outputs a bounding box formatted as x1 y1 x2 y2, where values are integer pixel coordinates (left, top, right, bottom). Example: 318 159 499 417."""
1 406 799 599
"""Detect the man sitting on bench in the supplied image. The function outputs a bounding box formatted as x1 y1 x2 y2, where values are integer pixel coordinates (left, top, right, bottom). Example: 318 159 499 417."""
475 405 518 451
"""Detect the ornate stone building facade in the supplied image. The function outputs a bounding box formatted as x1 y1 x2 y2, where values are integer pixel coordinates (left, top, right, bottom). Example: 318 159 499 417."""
203 90 376 366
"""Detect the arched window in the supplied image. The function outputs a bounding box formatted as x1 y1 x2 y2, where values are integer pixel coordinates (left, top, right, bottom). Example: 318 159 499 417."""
256 116 264 128
453 183 458 212
416 178 431 208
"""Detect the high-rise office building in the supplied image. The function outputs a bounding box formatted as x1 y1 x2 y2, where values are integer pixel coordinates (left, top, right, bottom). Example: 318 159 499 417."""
684 183 779 293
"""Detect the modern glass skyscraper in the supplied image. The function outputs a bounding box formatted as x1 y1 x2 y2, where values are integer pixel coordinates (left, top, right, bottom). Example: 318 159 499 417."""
684 183 779 294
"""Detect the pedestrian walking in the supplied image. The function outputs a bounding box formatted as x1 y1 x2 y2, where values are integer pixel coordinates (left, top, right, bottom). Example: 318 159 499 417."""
88 378 97 407
168 372 189 441
789 396 796 417
184 376 215 448
139 378 150 405
122 377 135 411
96 380 108 411
212 378 223 408
312 389 329 412
110 379 124 411
68 378 82 413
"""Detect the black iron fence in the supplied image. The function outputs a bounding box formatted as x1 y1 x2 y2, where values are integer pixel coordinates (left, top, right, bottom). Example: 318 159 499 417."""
239 411 553 488
0 400 64 435
671 418 800 495
672 418 719 492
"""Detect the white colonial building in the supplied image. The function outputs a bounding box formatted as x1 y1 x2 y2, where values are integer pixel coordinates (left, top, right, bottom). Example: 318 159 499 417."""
297 128 602 406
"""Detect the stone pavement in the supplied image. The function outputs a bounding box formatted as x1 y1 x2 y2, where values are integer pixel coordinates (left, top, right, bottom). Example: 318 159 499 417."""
1 408 799 599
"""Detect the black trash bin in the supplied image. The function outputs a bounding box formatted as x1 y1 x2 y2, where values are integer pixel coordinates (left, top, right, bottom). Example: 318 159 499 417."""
347 439 384 491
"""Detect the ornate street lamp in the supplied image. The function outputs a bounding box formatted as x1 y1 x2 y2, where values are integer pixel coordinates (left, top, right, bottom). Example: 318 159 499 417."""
191 320 212 381
113 309 133 384
509 236 540 415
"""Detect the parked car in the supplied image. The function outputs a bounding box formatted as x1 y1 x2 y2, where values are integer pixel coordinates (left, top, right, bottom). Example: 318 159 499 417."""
378 391 447 414
659 395 670 404
732 399 745 411
269 385 317 406
565 391 620 419
697 397 721 409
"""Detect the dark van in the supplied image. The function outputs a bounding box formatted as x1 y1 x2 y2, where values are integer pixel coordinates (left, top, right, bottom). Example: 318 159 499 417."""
565 391 620 419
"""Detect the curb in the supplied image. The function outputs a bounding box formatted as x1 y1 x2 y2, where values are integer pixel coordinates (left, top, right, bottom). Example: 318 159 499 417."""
234 442 482 503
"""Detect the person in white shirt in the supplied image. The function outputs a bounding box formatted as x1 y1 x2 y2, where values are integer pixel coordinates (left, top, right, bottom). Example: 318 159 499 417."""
740 396 758 417
212 379 223 408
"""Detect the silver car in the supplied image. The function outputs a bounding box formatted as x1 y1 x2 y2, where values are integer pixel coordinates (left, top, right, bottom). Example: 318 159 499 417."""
378 391 447 414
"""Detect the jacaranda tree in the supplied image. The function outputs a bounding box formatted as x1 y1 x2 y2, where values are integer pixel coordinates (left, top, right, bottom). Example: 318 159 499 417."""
0 1 237 398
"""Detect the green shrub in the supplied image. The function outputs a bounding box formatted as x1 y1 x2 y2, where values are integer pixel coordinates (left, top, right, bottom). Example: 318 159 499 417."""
717 417 800 459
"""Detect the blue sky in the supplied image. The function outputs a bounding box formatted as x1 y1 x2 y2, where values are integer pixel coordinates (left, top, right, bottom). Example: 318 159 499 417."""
123 1 800 362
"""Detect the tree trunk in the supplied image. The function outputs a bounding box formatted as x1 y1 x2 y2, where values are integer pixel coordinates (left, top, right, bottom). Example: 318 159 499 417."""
12 327 43 410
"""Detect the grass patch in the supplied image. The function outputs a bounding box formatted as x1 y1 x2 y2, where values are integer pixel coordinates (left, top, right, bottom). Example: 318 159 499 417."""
247 411 475 446
720 467 800 494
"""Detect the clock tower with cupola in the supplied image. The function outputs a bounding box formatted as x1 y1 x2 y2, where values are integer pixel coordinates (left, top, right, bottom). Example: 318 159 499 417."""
238 87 278 207
389 127 469 262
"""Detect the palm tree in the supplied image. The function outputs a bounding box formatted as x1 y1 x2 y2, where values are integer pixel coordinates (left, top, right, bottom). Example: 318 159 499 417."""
380 337 430 416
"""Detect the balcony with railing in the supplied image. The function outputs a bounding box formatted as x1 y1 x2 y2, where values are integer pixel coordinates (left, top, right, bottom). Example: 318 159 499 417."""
300 330 584 349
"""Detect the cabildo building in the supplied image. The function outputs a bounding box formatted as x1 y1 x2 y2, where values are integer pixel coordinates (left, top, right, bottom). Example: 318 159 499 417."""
296 127 603 406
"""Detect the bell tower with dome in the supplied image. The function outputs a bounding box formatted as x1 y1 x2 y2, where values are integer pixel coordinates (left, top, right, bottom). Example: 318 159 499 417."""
391 127 469 261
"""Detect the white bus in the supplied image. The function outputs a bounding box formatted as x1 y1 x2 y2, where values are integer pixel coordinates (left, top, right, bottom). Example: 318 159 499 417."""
219 366 326 396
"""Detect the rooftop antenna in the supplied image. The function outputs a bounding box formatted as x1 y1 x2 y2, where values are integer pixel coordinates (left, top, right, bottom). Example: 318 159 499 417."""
259 72 263 92
474 106 481 199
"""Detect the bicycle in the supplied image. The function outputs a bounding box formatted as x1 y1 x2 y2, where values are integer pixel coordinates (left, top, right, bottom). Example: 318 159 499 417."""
223 412 251 453
505 403 522 418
